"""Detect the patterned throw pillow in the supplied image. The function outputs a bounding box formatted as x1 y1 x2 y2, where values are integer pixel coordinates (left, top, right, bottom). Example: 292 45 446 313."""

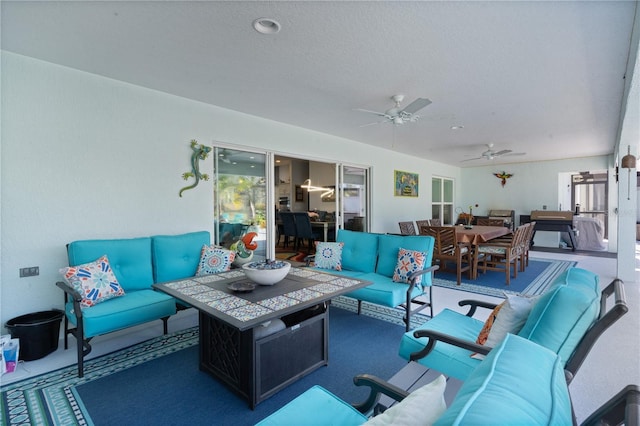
314 242 344 271
392 248 427 285
475 302 505 345
59 255 125 309
196 245 236 275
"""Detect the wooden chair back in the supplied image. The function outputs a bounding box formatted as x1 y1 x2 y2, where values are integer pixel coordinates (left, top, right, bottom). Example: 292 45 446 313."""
477 218 505 227
415 220 431 230
398 221 417 235
421 226 471 285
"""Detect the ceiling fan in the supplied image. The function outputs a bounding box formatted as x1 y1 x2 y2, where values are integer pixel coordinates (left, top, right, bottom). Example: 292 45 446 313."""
358 94 432 127
461 144 526 162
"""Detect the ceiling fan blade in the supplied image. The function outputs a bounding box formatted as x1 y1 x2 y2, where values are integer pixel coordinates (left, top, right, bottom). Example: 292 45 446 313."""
356 108 389 117
359 120 386 127
401 98 432 114
460 157 483 162
503 152 527 157
493 149 512 157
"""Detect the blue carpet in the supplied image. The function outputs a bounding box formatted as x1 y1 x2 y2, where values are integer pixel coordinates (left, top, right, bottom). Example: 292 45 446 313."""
433 258 577 297
75 305 410 425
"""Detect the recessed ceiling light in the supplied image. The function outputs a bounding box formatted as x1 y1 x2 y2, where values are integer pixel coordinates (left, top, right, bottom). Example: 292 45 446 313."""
253 18 281 34
450 125 464 130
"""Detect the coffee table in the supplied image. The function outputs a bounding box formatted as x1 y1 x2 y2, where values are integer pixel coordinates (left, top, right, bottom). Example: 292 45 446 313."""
153 266 370 408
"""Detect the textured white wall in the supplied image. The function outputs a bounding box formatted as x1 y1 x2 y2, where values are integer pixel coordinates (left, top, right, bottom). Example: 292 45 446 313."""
460 157 612 248
0 52 458 327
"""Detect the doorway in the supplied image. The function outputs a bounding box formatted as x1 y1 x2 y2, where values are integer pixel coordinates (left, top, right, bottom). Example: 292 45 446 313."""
571 172 608 237
213 147 268 260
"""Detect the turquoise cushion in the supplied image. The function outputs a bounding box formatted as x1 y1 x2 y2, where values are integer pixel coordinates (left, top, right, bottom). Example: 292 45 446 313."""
65 289 176 337
435 334 572 425
337 230 380 273
518 267 600 364
345 273 424 308
255 385 367 426
151 231 210 283
550 266 600 292
308 267 367 279
376 234 435 285
67 237 154 291
398 308 483 380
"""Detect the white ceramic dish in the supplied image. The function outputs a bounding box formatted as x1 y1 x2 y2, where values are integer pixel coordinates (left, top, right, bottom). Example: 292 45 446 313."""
242 261 291 285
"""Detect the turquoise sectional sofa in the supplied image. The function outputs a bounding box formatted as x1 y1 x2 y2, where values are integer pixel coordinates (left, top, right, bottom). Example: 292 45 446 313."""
398 267 627 382
309 230 437 331
257 334 574 425
56 230 210 377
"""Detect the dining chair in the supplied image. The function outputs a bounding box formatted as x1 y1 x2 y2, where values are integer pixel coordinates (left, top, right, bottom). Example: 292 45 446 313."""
421 226 472 285
475 223 530 285
415 220 431 231
398 221 417 235
279 212 297 249
292 212 320 251
521 221 536 269
429 218 442 226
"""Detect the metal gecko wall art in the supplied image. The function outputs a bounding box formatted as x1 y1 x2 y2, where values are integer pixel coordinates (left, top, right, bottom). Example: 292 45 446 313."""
179 139 212 197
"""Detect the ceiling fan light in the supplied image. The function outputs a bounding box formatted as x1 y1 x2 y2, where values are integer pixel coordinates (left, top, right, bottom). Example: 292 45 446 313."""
393 116 403 125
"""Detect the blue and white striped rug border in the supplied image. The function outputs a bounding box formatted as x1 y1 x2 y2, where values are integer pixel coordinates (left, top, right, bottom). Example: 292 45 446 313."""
432 258 577 298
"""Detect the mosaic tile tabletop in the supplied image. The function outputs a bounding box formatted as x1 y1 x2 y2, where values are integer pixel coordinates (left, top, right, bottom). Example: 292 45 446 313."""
157 267 370 324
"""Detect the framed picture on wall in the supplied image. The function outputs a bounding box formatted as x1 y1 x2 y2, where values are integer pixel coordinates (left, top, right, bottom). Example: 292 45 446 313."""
394 170 419 197
295 185 304 201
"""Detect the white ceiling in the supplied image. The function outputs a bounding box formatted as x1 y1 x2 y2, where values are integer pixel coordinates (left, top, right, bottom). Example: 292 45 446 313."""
2 1 637 167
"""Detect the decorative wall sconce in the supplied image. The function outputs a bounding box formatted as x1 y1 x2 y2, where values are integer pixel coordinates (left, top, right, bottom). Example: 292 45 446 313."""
493 171 513 187
620 145 637 200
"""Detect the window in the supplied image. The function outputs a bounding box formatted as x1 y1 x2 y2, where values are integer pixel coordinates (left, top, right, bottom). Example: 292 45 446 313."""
432 177 454 225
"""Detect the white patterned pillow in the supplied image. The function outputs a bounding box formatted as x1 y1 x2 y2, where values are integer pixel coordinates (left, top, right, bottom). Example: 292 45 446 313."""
59 255 125 309
392 248 427 285
196 245 236 275
364 374 446 425
314 242 344 271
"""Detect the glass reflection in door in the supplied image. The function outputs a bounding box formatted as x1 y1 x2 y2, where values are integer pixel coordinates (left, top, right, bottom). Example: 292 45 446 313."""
341 165 370 232
213 147 267 261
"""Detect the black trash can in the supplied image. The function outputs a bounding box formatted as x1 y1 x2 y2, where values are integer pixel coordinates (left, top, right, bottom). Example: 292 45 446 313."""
5 309 64 361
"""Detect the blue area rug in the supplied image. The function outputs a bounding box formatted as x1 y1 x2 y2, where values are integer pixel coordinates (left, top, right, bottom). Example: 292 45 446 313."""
433 258 577 298
1 299 426 426
77 304 412 425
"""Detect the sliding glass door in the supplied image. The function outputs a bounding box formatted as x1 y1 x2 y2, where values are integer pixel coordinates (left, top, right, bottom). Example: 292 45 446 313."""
213 147 268 261
213 147 371 259
339 165 370 232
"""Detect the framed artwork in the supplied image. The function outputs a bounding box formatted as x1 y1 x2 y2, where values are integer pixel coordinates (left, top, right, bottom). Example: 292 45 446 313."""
394 170 419 197
295 185 304 201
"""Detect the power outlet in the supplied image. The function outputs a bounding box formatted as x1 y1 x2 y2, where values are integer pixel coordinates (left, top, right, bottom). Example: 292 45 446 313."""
19 267 39 277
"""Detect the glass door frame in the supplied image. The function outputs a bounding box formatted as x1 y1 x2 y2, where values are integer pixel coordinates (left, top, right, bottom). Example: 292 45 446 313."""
338 163 371 233
212 145 372 257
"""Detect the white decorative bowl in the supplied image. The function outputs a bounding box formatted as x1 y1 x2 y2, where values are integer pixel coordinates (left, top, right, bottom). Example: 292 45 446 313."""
242 261 291 285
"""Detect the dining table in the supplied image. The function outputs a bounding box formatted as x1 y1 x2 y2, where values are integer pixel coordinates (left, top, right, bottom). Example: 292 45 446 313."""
456 225 511 279
419 225 511 280
455 225 511 245
310 221 336 242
